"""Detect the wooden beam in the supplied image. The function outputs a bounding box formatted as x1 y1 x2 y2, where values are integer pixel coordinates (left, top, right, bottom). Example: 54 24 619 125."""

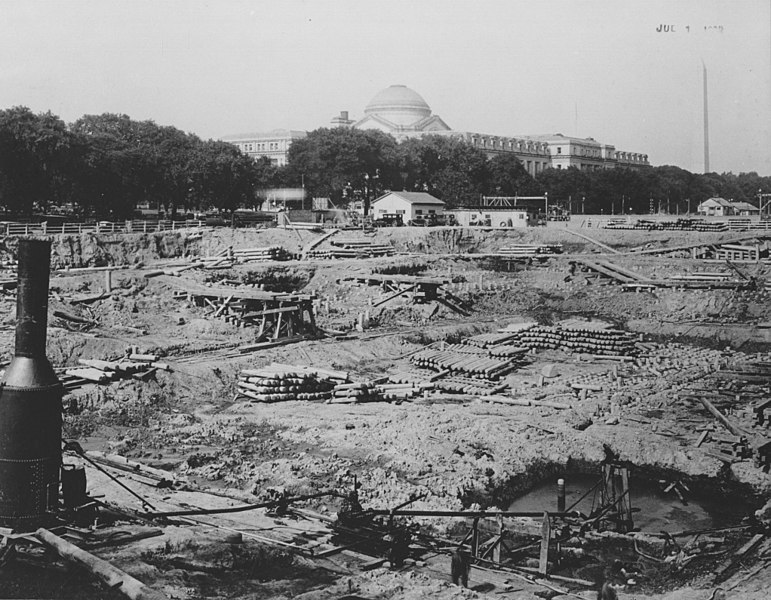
35 528 168 600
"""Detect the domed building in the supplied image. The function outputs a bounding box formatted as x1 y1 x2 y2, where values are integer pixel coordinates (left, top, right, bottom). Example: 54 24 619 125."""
331 85 451 136
330 84 648 176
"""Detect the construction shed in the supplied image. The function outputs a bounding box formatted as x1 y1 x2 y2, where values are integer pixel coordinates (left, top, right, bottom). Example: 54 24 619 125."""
449 207 535 228
370 191 445 222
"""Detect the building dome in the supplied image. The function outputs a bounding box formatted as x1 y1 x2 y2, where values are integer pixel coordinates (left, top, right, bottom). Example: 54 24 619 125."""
364 85 432 127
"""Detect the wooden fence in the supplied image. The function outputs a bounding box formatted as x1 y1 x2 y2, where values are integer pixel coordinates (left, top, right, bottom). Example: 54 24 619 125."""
0 220 206 236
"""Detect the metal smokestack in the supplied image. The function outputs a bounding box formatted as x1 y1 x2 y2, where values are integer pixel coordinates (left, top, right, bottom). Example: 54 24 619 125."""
0 238 62 528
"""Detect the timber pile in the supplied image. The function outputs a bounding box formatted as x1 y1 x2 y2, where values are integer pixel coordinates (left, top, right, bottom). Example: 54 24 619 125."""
329 381 382 403
604 218 728 232
434 376 508 395
232 245 291 262
409 347 524 379
236 363 406 404
308 239 395 259
236 363 347 402
62 354 167 388
499 323 639 357
497 244 563 258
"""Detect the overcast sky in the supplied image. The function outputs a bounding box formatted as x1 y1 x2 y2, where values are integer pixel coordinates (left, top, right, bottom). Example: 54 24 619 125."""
0 0 768 175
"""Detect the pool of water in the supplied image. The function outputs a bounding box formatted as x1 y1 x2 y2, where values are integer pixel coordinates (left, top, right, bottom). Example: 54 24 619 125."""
507 473 747 533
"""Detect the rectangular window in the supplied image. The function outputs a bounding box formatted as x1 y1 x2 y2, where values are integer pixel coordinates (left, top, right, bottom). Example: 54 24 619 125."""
395 210 405 214
415 209 423 215
428 210 435 214
557 147 562 154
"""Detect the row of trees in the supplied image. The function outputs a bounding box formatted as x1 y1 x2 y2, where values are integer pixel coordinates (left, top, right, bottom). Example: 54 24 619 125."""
285 128 771 214
0 106 768 218
0 107 276 218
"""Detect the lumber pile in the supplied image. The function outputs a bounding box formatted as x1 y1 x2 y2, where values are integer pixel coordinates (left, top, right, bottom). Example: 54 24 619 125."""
497 244 563 258
308 239 395 259
499 322 639 357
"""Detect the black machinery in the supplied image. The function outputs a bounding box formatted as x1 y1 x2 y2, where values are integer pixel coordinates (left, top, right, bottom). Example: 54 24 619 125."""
0 238 63 529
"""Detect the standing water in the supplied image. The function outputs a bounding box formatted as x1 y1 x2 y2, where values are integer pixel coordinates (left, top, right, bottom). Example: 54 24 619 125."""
508 474 748 532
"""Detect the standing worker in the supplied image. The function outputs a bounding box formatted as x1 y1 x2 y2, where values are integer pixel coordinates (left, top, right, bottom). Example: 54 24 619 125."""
450 547 471 588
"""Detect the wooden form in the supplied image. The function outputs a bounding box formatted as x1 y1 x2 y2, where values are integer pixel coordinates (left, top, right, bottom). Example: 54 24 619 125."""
167 278 318 341
496 244 563 259
343 273 469 315
575 258 753 290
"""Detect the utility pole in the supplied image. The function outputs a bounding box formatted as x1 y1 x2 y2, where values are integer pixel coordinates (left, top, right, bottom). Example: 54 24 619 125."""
703 60 710 173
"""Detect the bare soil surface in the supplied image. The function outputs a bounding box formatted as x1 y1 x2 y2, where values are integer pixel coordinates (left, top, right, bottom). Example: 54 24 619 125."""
2 224 770 599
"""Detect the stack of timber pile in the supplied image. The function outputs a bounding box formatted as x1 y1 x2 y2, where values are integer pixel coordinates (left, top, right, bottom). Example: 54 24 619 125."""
62 353 168 389
236 364 343 402
329 381 382 403
434 375 508 395
409 346 524 379
604 219 728 232
308 239 395 259
497 243 563 258
232 245 291 263
498 322 639 357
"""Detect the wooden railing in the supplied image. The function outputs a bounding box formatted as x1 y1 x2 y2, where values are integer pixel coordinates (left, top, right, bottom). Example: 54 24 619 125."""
0 220 205 236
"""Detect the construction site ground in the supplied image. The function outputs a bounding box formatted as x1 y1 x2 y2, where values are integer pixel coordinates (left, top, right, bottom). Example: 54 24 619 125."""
3 223 771 600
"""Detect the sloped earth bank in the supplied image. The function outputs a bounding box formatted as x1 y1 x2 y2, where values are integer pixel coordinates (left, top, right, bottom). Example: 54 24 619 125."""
3 226 770 599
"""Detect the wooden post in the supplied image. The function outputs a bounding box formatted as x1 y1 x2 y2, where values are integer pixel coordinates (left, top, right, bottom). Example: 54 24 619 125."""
104 269 112 293
539 512 551 575
471 518 480 559
492 513 503 564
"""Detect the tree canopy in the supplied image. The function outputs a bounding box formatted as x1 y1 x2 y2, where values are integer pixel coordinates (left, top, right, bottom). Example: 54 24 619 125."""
0 106 768 219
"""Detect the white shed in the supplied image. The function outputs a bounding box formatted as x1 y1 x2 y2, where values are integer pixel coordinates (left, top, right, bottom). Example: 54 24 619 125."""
370 191 445 222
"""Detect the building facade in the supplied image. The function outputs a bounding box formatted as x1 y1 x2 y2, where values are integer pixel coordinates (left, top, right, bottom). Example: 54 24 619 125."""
333 85 648 175
220 129 307 166
223 85 649 175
